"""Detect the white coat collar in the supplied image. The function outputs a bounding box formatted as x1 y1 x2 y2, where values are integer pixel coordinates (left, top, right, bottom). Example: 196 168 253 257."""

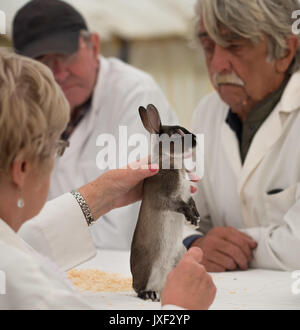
278 70 300 113
0 218 33 255
91 55 109 113
238 71 300 194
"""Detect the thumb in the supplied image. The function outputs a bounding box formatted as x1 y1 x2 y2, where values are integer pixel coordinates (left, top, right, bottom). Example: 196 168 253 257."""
185 247 204 263
134 163 159 179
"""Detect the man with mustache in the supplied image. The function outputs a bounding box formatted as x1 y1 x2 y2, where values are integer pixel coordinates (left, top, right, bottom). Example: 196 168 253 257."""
12 0 178 250
184 0 300 272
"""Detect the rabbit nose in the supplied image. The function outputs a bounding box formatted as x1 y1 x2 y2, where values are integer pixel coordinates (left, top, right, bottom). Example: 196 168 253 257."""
185 170 200 182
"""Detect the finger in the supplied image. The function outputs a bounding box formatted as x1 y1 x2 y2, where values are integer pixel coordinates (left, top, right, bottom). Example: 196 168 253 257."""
237 231 257 248
222 232 253 262
204 260 226 273
220 228 256 261
187 171 200 182
216 240 249 270
185 247 204 263
227 227 257 247
207 250 237 271
126 182 143 202
122 157 147 169
248 240 257 249
123 156 153 170
129 163 159 178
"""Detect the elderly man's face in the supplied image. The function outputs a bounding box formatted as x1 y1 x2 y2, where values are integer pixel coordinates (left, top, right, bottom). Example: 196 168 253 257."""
38 34 100 113
199 23 286 120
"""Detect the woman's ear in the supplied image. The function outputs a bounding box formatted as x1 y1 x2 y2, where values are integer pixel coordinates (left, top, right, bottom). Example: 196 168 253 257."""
10 151 30 189
275 35 299 73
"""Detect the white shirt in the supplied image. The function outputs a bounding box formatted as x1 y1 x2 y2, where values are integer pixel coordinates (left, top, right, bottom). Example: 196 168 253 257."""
0 194 182 310
48 56 178 250
191 71 300 271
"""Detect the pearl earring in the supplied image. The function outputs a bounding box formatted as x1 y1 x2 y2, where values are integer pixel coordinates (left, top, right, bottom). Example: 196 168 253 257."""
17 198 25 209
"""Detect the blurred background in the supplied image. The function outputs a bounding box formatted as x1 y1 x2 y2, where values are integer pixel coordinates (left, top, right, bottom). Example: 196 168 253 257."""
0 0 213 127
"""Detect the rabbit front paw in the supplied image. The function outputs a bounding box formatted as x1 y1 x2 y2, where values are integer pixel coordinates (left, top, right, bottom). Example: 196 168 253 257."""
189 215 200 226
185 213 200 227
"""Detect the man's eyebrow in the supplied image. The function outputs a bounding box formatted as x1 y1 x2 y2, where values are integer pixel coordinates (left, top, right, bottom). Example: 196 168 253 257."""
198 32 210 39
198 30 244 42
222 32 243 42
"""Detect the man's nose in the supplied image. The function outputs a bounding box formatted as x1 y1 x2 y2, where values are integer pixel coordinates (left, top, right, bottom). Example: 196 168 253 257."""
210 44 232 74
52 60 69 83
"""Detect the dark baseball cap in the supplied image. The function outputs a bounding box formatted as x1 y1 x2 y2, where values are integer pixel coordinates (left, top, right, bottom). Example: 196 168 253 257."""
13 0 89 58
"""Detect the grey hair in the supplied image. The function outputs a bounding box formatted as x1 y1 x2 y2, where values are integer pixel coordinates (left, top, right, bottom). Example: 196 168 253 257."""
80 30 92 47
195 0 300 73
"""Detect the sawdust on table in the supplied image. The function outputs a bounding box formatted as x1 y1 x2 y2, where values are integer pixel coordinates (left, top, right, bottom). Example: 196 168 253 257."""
67 269 133 293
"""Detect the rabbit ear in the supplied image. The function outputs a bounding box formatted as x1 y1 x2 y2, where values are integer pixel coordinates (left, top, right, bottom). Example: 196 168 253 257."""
147 104 161 134
139 106 155 134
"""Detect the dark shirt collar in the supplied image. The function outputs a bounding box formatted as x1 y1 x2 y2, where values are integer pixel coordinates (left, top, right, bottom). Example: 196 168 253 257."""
225 75 291 163
226 110 243 144
61 95 93 141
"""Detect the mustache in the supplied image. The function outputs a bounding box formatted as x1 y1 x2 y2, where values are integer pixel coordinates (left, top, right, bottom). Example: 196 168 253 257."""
213 73 245 87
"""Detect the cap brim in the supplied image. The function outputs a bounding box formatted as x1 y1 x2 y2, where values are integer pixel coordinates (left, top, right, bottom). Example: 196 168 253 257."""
19 31 80 58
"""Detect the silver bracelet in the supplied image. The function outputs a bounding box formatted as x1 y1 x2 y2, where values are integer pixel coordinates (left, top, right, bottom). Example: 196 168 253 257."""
71 190 95 226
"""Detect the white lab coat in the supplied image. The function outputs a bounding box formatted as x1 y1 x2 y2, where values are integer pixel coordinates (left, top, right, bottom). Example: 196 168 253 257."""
48 56 178 250
0 194 96 309
0 194 181 310
191 71 300 271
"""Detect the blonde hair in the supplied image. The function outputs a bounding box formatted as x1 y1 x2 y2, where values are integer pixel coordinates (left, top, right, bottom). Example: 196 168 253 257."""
195 0 300 73
0 50 70 174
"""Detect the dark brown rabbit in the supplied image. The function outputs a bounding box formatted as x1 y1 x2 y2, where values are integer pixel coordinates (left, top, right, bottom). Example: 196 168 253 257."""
130 104 200 301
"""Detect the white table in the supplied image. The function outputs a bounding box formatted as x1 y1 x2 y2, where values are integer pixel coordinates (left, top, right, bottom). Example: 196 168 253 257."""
76 250 300 310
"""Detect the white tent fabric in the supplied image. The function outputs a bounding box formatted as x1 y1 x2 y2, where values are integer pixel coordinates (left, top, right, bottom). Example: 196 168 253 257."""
2 0 197 40
128 39 212 127
0 0 211 127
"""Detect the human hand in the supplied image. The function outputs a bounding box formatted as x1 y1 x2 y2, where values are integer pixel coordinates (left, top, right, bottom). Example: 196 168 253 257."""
161 247 216 310
78 158 159 219
106 158 199 208
191 227 257 272
79 157 199 220
102 159 160 210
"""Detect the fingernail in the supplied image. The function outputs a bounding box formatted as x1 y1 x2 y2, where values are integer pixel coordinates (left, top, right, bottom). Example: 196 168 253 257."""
149 164 159 172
